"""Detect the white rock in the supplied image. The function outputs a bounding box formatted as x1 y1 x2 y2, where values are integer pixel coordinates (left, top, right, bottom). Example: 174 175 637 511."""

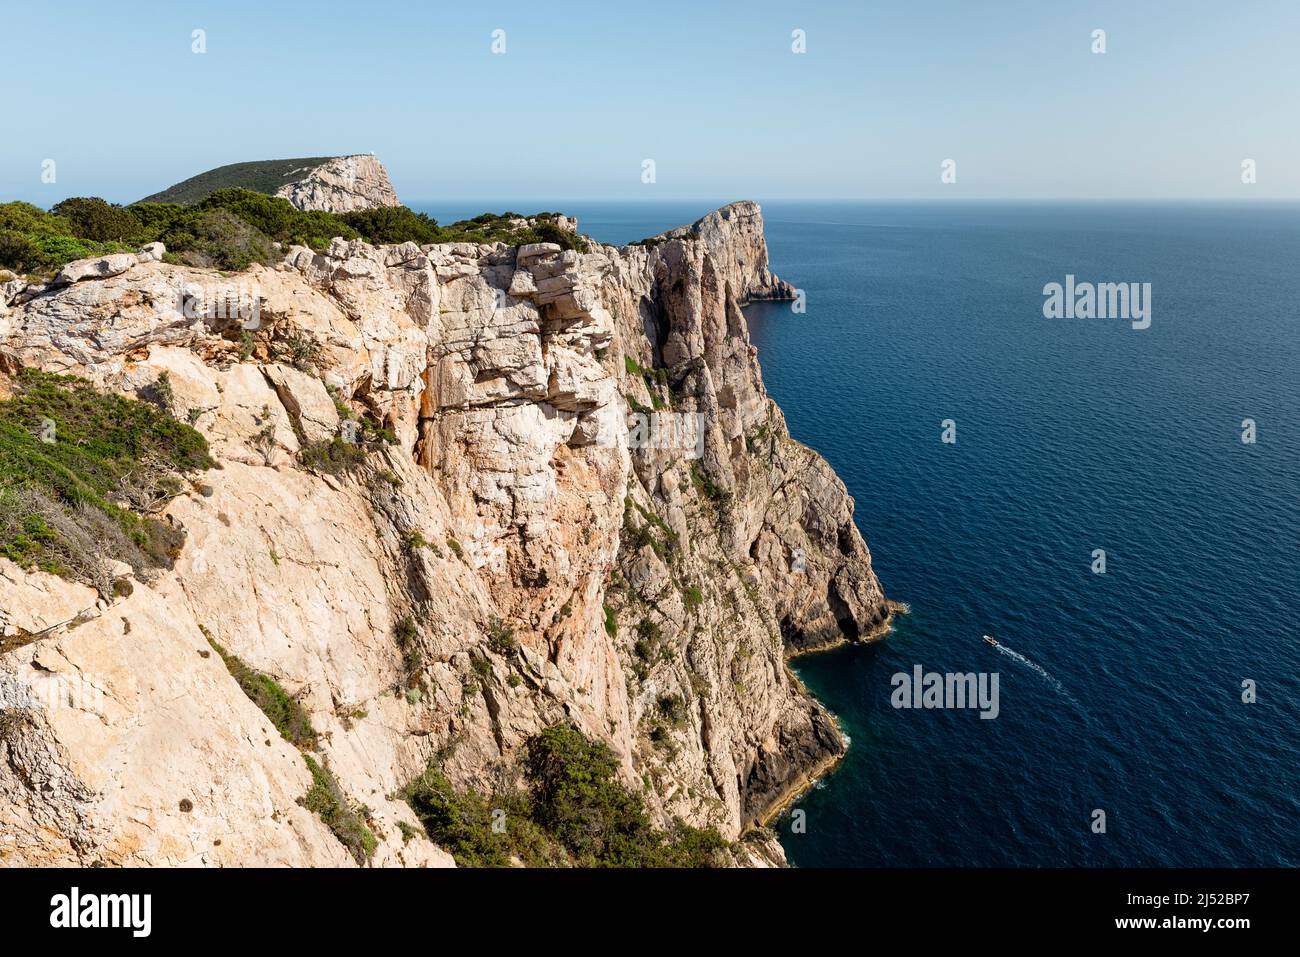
52 252 138 286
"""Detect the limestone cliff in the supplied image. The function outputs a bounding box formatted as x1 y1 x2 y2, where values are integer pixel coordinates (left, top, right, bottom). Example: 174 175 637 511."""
273 155 400 213
0 201 891 866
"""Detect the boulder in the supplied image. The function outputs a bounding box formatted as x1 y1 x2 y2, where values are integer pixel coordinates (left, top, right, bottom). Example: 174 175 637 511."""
52 252 138 286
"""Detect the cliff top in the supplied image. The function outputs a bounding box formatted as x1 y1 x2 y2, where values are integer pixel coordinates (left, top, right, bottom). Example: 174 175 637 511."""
140 155 400 213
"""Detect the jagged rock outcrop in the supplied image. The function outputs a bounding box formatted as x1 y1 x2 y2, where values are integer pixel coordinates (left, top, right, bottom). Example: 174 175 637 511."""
274 155 400 213
0 201 891 866
653 201 797 302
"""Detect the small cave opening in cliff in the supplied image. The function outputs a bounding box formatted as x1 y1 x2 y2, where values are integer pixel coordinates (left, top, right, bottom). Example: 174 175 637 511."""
638 296 667 366
827 580 861 641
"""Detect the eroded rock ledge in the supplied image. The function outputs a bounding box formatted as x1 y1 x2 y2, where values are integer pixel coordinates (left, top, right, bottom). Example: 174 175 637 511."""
0 200 889 866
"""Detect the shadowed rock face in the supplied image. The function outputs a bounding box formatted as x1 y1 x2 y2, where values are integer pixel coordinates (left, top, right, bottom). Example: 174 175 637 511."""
0 201 888 866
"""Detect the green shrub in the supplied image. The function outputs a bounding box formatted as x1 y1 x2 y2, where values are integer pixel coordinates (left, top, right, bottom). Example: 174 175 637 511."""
657 693 687 726
50 197 144 243
633 618 667 665
0 201 130 275
690 463 732 511
487 617 517 656
523 724 727 867
340 206 442 245
401 530 430 552
626 499 678 558
402 767 559 868
194 189 358 249
182 208 278 270
0 229 41 273
404 724 729 868
302 755 377 864
0 191 590 277
206 635 317 749
297 436 368 475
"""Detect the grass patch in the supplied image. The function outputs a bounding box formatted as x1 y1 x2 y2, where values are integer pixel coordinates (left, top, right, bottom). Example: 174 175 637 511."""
620 497 678 561
0 368 212 593
206 627 376 864
622 357 672 412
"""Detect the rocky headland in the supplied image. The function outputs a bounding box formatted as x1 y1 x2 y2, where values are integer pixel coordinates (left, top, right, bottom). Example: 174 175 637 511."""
0 169 894 866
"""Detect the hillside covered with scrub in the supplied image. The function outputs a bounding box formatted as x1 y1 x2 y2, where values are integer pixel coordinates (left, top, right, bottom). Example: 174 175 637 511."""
0 191 587 280
138 157 341 205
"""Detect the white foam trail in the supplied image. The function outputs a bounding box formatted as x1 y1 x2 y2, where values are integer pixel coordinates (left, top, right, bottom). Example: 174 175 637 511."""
986 637 1087 714
991 643 1061 690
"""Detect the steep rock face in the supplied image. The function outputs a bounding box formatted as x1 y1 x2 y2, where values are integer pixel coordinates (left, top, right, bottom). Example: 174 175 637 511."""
654 201 797 302
275 155 400 213
0 202 890 866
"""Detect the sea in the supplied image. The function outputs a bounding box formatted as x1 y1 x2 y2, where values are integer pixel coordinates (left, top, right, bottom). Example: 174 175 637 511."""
415 199 1300 867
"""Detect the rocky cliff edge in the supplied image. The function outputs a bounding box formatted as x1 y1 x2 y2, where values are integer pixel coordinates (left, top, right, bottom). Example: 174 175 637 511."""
0 201 892 866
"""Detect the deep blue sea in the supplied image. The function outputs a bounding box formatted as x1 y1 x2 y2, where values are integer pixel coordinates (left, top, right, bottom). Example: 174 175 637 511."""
417 200 1300 867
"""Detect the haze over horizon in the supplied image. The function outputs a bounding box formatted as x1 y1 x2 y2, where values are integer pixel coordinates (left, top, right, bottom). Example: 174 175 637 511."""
4 0 1299 205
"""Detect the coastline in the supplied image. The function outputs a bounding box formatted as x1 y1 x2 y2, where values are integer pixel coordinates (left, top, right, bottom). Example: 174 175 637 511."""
754 599 910 833
785 598 909 661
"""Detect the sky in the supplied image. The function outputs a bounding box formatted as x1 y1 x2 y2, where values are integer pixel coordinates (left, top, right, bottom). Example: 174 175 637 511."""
3 0 1300 205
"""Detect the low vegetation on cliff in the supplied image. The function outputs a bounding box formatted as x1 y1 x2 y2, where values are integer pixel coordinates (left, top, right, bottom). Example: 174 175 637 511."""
404 724 729 867
205 631 377 864
0 368 212 595
0 192 585 278
137 157 338 205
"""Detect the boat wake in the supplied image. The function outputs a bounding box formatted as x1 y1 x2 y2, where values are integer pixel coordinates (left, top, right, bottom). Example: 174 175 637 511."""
984 637 1084 710
990 642 1061 690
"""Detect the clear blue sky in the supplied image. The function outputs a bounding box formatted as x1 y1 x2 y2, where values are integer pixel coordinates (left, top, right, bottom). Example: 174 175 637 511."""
4 0 1299 204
